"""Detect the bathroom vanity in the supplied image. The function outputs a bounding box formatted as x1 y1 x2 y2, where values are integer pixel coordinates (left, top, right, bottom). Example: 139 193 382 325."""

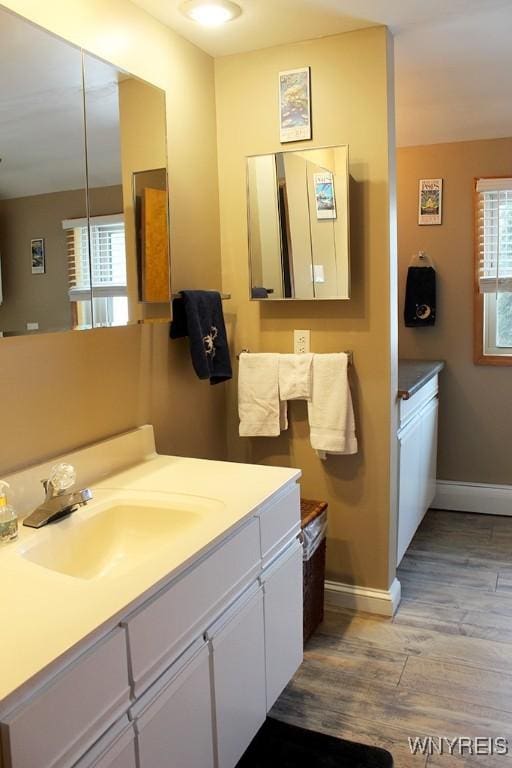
397 360 444 564
0 427 303 768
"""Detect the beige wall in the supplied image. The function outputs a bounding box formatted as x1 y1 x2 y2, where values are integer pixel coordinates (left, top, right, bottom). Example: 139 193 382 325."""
0 185 122 333
398 137 512 484
0 0 225 473
216 27 397 590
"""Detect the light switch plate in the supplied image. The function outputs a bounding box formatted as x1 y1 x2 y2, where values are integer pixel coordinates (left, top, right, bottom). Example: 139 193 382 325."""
294 329 310 354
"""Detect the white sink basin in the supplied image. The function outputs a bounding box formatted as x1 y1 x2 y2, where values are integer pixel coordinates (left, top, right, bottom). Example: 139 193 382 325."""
19 494 223 580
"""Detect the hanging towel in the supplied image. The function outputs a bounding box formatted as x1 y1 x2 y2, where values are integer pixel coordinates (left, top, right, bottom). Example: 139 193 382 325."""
278 353 313 401
404 266 436 327
170 290 232 385
238 353 287 436
307 353 357 459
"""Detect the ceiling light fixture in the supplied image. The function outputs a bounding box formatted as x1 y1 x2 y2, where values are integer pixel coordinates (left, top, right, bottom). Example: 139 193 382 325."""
179 0 241 27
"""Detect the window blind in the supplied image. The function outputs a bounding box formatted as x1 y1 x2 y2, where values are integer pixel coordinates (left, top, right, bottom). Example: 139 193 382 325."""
476 178 512 293
62 214 126 302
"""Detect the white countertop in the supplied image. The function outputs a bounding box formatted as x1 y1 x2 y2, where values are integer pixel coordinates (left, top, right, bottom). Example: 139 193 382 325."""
0 432 300 707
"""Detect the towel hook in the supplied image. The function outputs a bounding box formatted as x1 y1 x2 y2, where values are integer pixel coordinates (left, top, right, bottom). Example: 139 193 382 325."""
408 250 434 268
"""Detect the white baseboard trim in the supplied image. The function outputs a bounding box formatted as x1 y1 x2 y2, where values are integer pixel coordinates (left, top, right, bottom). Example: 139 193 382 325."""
433 480 512 517
324 577 401 617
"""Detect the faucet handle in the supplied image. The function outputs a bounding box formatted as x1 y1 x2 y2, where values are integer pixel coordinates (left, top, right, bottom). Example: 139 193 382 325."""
49 463 76 493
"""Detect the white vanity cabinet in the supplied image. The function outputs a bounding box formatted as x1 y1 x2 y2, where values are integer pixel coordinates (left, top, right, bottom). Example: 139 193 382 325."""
0 473 303 768
397 374 439 565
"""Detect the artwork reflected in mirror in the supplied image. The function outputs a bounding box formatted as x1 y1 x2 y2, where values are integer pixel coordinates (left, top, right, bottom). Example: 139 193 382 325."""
0 6 171 338
247 145 350 300
133 169 170 305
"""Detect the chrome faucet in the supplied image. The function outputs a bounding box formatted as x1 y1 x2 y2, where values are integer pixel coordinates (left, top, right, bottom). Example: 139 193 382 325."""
23 463 92 529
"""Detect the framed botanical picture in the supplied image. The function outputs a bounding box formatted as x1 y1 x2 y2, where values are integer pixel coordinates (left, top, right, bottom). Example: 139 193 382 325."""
314 172 337 219
31 238 45 274
418 178 443 225
279 66 311 143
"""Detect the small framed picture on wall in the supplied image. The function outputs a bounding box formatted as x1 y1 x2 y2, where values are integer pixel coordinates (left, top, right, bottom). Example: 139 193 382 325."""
31 238 45 274
418 178 443 225
279 66 311 143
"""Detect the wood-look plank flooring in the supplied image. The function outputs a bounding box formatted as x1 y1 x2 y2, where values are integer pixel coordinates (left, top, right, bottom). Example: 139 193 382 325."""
271 510 512 766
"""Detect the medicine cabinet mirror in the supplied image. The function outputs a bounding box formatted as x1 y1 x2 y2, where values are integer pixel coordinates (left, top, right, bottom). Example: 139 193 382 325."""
247 145 350 300
0 7 170 337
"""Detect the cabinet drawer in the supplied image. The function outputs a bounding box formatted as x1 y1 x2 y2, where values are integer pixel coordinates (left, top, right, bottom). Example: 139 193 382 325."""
124 517 261 696
73 716 136 768
399 374 438 428
1 629 130 768
258 484 300 566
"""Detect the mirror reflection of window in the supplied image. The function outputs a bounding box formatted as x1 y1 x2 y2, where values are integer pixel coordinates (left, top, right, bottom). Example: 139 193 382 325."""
82 55 129 329
63 214 127 328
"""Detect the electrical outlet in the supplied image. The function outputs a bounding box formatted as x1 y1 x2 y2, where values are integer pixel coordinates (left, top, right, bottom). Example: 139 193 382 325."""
294 329 310 354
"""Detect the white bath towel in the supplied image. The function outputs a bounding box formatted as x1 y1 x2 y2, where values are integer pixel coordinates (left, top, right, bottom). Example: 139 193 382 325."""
307 353 357 458
278 353 313 401
238 353 287 437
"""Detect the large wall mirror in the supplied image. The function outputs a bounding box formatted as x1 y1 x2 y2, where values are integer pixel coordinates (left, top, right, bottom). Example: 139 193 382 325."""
247 145 350 300
0 7 170 337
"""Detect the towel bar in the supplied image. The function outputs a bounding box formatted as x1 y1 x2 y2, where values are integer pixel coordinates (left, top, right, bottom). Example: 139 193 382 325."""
237 349 354 366
171 291 231 300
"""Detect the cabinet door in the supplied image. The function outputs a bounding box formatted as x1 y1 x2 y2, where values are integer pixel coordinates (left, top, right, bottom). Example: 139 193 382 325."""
135 643 214 768
422 396 439 512
261 541 303 710
397 413 423 565
209 588 266 768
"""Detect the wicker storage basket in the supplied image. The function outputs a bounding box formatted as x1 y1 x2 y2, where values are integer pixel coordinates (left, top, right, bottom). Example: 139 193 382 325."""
300 499 328 644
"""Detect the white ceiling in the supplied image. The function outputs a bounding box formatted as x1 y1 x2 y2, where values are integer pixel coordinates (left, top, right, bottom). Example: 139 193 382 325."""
1 0 511 197
132 0 512 146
